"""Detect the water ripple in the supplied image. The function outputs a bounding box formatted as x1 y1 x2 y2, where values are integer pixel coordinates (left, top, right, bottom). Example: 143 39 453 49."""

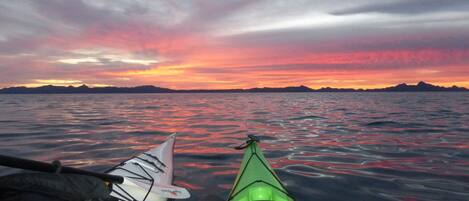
0 93 468 201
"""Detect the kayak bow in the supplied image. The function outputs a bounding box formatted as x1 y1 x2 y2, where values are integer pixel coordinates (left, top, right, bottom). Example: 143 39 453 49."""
228 136 294 201
107 134 190 201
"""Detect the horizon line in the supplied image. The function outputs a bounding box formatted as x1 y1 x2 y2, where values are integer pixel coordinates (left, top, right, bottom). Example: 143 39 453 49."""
1 81 467 91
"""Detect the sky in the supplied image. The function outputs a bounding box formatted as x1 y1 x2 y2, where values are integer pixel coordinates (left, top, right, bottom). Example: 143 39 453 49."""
1 0 469 89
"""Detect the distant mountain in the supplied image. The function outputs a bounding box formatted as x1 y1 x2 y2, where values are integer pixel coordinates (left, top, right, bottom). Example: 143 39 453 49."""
175 85 313 93
245 85 313 92
369 81 467 92
0 82 467 94
0 85 174 94
316 87 363 92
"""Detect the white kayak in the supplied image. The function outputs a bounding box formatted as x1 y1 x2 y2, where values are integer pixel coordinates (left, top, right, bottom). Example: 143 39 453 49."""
106 134 190 201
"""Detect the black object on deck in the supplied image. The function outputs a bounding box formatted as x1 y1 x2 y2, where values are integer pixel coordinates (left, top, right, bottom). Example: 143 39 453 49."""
0 173 116 201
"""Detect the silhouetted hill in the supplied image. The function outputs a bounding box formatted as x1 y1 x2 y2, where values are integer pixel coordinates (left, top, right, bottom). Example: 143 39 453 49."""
176 85 313 93
0 85 174 94
368 81 467 92
317 87 363 92
0 81 467 94
245 85 313 92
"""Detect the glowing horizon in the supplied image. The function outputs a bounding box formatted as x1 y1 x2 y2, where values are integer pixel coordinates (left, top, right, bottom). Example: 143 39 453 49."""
1 1 469 89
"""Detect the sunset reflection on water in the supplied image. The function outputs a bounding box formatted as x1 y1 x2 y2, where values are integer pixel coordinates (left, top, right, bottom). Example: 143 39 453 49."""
0 93 468 201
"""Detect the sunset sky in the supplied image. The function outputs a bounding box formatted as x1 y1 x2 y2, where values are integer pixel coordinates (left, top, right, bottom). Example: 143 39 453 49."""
1 0 468 89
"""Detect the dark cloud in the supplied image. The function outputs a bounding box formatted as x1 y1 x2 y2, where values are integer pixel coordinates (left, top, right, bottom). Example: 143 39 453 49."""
30 0 112 26
191 0 259 22
0 37 44 55
331 0 469 15
223 24 469 54
27 0 155 28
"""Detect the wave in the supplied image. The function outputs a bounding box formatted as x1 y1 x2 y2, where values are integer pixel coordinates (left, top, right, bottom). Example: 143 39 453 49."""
289 115 326 120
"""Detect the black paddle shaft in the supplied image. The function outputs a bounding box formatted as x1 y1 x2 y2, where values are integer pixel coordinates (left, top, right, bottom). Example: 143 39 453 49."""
0 154 124 184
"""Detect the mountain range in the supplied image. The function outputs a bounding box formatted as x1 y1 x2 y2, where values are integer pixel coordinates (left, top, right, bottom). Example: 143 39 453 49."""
0 81 467 94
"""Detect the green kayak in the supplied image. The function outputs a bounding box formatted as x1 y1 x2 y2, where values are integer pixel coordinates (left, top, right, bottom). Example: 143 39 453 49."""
228 135 294 201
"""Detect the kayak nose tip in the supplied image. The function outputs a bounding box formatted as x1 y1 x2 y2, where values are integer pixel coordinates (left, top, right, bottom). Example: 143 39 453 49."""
249 186 272 201
168 133 177 139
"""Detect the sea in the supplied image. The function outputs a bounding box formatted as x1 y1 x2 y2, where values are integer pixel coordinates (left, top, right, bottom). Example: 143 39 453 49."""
0 93 468 201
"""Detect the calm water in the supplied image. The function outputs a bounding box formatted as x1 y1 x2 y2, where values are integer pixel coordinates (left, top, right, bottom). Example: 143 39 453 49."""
0 93 469 201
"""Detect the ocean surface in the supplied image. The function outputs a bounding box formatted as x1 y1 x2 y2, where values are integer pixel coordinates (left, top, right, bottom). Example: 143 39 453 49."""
0 93 468 201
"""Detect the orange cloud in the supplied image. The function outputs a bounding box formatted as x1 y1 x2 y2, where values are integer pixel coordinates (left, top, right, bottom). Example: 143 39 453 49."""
91 45 469 89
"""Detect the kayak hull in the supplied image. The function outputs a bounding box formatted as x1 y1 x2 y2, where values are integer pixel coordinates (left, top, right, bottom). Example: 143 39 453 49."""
107 134 176 201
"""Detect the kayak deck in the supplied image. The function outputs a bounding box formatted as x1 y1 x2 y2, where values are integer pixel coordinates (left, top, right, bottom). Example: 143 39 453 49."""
228 141 294 201
106 135 176 201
